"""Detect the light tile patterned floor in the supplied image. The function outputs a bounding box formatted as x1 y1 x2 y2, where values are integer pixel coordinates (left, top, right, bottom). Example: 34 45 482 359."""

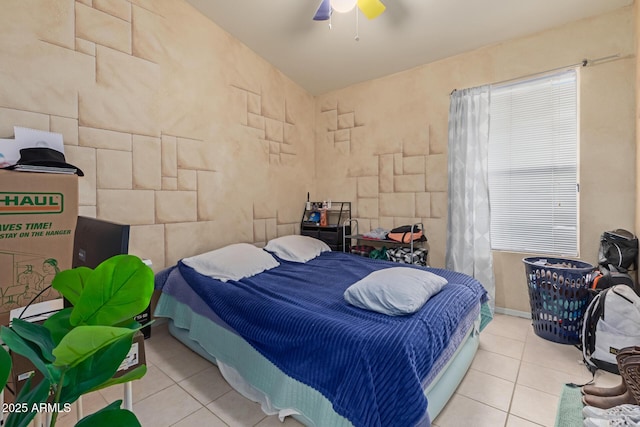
53 314 621 427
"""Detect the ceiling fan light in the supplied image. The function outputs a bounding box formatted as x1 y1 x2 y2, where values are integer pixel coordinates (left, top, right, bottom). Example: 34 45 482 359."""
357 0 385 19
313 0 332 21
331 0 358 14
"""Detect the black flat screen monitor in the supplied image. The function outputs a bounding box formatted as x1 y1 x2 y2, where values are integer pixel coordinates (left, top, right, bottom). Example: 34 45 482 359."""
72 216 130 268
70 216 150 338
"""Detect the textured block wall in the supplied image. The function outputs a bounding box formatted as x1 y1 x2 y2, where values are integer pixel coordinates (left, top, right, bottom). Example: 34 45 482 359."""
315 84 452 267
1 2 636 314
0 0 315 269
315 7 636 311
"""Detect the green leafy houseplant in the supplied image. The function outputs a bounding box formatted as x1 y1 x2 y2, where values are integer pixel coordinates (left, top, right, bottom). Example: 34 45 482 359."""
0 254 154 427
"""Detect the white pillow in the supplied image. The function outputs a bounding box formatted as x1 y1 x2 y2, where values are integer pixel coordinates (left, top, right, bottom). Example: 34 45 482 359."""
182 243 279 282
344 267 448 316
264 235 331 263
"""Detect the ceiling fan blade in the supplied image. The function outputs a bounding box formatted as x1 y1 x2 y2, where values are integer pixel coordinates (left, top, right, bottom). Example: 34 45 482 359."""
313 0 332 21
357 0 385 19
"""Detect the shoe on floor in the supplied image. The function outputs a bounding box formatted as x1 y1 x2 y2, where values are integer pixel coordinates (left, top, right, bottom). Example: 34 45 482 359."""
583 390 637 409
583 382 627 397
583 404 640 421
584 414 640 426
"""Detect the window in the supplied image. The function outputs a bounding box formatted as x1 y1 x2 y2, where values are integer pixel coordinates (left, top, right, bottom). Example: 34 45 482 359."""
488 70 578 256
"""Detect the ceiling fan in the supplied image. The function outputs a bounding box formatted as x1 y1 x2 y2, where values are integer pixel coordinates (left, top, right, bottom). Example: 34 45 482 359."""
313 0 386 21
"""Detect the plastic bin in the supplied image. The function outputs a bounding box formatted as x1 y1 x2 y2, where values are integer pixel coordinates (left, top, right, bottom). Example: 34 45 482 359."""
523 257 595 344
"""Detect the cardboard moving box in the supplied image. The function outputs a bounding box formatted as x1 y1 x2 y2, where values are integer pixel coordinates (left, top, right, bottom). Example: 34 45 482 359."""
11 330 145 396
0 170 78 326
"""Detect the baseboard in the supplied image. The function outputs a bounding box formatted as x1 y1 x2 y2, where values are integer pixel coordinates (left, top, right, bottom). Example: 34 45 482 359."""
494 306 531 319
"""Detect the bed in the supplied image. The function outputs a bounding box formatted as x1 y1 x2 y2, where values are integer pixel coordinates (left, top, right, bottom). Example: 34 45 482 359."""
154 237 491 427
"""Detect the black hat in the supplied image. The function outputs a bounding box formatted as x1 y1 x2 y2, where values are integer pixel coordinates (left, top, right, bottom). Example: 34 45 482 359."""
7 147 84 176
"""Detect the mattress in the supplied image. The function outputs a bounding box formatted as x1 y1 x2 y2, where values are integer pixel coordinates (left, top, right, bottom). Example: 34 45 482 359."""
158 295 483 426
155 251 489 426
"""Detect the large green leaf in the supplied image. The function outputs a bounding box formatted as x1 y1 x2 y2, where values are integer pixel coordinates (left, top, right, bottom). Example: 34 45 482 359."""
86 365 147 395
114 318 142 330
43 308 73 346
76 401 141 427
5 376 51 427
52 266 92 306
10 318 55 363
58 334 134 404
52 325 135 368
70 255 153 327
0 327 54 383
0 344 11 389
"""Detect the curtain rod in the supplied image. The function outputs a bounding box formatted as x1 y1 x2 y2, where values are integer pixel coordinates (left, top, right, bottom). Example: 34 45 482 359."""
450 53 624 95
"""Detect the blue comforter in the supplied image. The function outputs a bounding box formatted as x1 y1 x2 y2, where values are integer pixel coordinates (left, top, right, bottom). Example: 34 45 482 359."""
175 251 487 427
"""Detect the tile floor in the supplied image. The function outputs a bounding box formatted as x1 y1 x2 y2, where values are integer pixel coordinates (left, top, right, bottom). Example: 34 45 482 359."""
52 313 621 427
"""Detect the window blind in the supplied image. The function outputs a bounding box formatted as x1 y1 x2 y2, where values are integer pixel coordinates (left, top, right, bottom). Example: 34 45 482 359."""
488 70 578 256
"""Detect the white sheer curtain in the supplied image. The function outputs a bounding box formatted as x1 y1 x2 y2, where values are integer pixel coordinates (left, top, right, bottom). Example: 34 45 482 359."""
446 85 495 322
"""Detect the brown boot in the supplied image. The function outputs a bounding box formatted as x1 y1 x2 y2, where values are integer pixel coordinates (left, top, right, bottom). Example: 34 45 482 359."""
581 346 640 397
582 389 637 409
582 381 626 397
619 353 640 405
